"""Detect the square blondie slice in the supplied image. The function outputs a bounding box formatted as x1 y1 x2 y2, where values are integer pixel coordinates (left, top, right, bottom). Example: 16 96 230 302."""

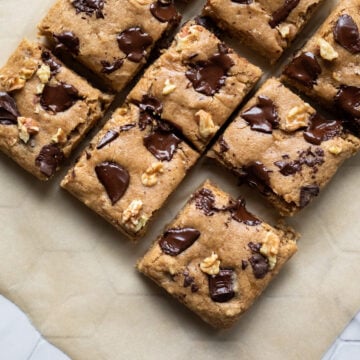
38 0 181 91
61 103 199 240
203 0 324 63
282 0 360 136
0 40 113 180
210 78 360 216
137 180 298 329
127 21 262 151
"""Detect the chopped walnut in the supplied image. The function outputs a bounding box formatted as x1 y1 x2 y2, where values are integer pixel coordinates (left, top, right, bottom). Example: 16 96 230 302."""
36 83 45 95
283 103 314 132
260 232 280 270
200 252 221 275
36 64 51 84
162 79 176 95
176 26 201 51
318 38 338 61
328 145 342 155
141 162 164 187
196 110 219 139
17 117 40 144
122 200 148 232
51 128 67 144
277 24 291 39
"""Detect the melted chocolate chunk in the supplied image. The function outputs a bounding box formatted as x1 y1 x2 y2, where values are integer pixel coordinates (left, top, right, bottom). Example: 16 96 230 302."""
334 14 360 53
41 51 61 74
0 92 19 125
150 0 179 23
335 85 360 119
186 43 234 96
117 27 153 62
219 136 229 153
241 95 279 134
232 0 253 3
35 144 64 177
54 32 80 56
241 260 248 270
241 162 272 196
208 269 235 302
101 59 124 74
143 130 181 161
269 0 300 28
300 185 319 208
249 254 269 279
72 0 105 18
274 160 302 176
194 16 222 37
40 83 80 113
95 161 130 205
194 188 216 216
283 52 321 87
303 113 342 145
159 228 200 256
248 242 262 253
97 130 119 149
228 198 261 226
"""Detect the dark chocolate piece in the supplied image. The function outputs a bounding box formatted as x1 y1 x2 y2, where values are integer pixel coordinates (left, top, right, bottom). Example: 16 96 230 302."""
35 144 64 177
241 260 248 270
274 160 302 176
231 0 253 3
0 92 19 125
159 228 200 256
72 0 105 19
241 161 272 196
208 269 235 302
41 51 61 75
249 254 269 279
95 161 130 205
269 0 300 28
40 83 80 113
150 0 179 23
54 31 80 56
186 43 234 96
194 16 222 37
97 130 119 149
228 198 261 226
283 52 321 87
101 59 124 74
241 95 279 134
248 242 262 253
194 188 216 216
117 27 153 63
143 130 181 161
303 113 342 145
334 14 360 54
219 136 229 153
299 185 319 208
335 85 360 119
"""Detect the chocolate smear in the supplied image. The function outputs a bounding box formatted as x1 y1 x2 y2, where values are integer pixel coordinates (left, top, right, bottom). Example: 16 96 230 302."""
72 0 105 19
249 254 269 279
228 198 261 226
54 31 80 56
269 0 300 28
208 269 235 302
95 161 130 205
300 185 319 208
334 14 360 53
97 130 119 149
194 188 216 216
143 130 181 161
150 0 179 23
0 92 20 125
35 144 64 177
101 58 124 74
159 228 200 256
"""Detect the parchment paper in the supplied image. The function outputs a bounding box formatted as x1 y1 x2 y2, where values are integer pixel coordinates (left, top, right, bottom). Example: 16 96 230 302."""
1 0 359 359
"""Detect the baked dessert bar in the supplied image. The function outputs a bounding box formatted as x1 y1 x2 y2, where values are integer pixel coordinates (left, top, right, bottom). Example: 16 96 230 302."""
203 0 324 63
210 78 360 216
137 180 298 328
282 0 360 135
127 21 262 151
0 40 112 180
61 102 199 240
38 0 181 91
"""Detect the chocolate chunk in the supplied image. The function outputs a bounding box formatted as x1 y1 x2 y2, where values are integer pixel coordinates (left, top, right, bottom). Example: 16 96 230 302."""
303 113 342 145
269 0 300 28
0 92 20 125
97 130 119 149
143 130 181 161
186 43 234 96
274 159 302 176
41 51 61 74
232 0 253 3
241 95 279 134
35 144 64 177
72 0 105 19
40 83 80 113
241 260 248 270
183 270 195 288
117 27 153 63
249 254 269 279
101 59 124 74
134 95 164 130
54 31 80 56
194 188 216 216
194 16 222 37
150 0 179 23
208 269 235 302
335 85 360 119
334 14 360 54
95 161 130 205
219 136 229 153
248 242 261 253
241 161 272 196
300 185 319 208
283 52 321 87
159 228 200 256
191 284 199 293
228 198 261 226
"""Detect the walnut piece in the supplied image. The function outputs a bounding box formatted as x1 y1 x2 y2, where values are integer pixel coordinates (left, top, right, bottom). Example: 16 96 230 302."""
17 117 40 144
318 38 338 61
277 24 291 39
176 25 201 52
196 110 219 139
328 145 342 155
36 64 51 84
200 252 221 275
51 128 67 144
283 103 314 132
141 162 164 187
162 79 176 95
260 232 280 270
122 200 148 232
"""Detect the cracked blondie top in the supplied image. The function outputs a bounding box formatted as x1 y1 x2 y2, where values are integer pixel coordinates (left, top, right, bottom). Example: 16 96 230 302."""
137 180 298 328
